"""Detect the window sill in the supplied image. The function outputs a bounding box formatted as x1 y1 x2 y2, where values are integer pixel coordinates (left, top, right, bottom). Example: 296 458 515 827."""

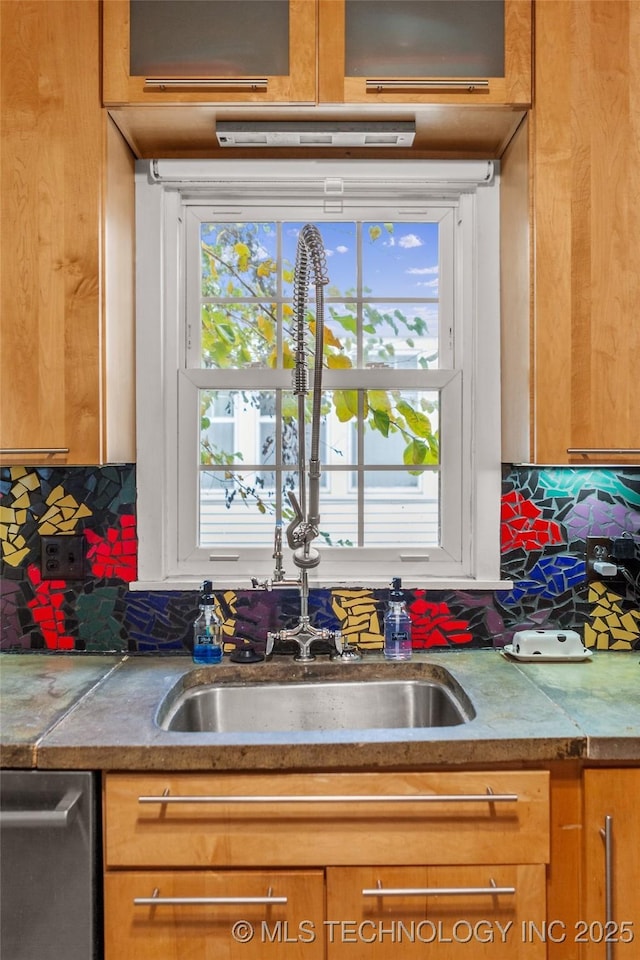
130 578 513 593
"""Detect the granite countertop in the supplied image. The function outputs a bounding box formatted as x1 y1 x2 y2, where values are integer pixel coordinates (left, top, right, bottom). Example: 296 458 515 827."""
1 650 638 771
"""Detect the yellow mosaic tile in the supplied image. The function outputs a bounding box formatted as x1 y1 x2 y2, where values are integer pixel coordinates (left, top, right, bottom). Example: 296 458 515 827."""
1 538 29 567
621 611 640 631
18 471 40 491
38 521 59 536
46 484 66 504
0 506 15 524
331 590 383 648
9 466 28 480
610 640 633 651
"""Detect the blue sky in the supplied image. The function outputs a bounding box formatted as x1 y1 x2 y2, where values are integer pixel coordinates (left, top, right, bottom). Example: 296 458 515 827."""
283 221 440 300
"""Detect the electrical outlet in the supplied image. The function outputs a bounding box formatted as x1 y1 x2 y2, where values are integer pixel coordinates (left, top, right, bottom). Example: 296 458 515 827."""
41 535 84 580
585 536 613 583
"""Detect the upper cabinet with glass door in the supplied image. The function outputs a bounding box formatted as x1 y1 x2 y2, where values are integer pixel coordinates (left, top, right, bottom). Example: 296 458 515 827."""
102 0 316 104
318 0 531 106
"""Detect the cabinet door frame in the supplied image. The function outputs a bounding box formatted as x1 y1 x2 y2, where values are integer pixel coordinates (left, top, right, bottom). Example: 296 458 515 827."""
102 0 317 105
318 0 531 106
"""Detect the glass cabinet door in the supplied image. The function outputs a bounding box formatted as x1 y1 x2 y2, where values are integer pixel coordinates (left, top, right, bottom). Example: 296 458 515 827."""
319 0 531 105
103 0 316 104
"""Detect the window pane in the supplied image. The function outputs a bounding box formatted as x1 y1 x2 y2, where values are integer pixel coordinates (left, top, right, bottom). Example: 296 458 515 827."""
201 303 278 368
200 389 277 467
363 471 440 547
200 470 279 546
282 222 357 298
362 303 440 369
201 222 277 298
362 222 439 298
361 390 439 468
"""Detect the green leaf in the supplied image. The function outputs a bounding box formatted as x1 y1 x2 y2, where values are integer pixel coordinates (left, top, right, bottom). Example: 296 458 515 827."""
367 389 391 414
403 439 428 466
396 400 433 439
372 408 390 437
368 224 382 242
334 390 359 422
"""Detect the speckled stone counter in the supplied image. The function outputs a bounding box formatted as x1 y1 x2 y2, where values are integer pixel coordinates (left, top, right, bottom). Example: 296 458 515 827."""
1 649 637 772
0 655 121 767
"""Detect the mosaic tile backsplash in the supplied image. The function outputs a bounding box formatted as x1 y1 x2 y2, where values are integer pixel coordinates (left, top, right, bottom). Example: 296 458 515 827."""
1 465 639 654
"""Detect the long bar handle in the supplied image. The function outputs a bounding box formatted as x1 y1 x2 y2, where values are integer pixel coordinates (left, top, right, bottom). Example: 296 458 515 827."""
144 78 268 90
139 790 518 805
0 789 81 829
366 79 489 92
134 888 287 907
0 448 69 455
363 884 515 898
600 815 614 960
568 448 640 455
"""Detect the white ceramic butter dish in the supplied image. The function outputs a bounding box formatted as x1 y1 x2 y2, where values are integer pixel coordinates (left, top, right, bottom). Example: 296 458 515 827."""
502 628 592 662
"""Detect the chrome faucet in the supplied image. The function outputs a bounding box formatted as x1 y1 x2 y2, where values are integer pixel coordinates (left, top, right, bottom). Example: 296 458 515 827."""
251 224 352 663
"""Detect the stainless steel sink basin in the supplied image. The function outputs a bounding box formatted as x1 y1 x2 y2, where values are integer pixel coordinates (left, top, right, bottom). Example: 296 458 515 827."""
157 677 474 733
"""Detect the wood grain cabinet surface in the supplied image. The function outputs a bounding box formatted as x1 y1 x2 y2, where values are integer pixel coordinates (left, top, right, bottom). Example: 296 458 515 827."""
103 770 549 960
0 0 134 466
583 769 640 959
531 0 640 464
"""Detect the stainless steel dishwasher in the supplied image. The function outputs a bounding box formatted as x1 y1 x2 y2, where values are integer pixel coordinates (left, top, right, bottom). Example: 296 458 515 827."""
0 770 99 960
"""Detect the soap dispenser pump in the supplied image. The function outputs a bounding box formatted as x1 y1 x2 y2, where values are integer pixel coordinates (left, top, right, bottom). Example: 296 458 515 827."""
192 579 223 664
383 577 412 661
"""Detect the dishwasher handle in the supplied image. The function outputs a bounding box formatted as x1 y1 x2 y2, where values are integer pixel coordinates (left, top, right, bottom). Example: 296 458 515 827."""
0 789 82 829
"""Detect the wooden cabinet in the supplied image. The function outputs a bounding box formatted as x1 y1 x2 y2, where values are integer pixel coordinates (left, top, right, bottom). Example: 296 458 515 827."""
103 0 316 105
104 770 549 959
327 865 545 959
0 0 134 466
103 0 530 109
529 0 640 464
319 0 532 107
583 769 640 958
105 870 325 959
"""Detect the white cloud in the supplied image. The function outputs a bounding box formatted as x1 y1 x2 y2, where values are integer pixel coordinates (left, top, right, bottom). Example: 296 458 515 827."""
398 233 423 248
406 266 439 276
336 245 349 254
416 279 439 289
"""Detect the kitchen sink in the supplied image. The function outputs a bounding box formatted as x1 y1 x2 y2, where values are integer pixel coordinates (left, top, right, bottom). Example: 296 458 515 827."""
156 676 475 733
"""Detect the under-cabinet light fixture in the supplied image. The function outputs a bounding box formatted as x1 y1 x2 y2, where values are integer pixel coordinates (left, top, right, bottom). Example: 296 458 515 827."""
215 120 416 148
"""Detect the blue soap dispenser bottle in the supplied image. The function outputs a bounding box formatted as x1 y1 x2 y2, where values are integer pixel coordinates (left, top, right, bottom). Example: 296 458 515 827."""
384 577 412 661
192 579 223 664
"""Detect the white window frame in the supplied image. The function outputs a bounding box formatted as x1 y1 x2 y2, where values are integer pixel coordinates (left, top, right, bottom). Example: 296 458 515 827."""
133 159 506 591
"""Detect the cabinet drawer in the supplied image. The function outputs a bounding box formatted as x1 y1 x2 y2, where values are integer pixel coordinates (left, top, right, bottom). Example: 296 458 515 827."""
105 869 324 960
104 771 549 868
326 864 546 959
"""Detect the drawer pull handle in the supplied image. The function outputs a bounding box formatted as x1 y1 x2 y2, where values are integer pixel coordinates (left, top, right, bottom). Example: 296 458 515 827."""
366 79 489 92
0 447 69 455
567 448 640 456
144 78 268 90
363 880 515 898
134 886 287 907
599 815 614 960
138 789 518 805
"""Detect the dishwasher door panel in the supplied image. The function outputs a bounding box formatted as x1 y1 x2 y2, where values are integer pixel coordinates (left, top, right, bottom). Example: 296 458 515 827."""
0 770 99 960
